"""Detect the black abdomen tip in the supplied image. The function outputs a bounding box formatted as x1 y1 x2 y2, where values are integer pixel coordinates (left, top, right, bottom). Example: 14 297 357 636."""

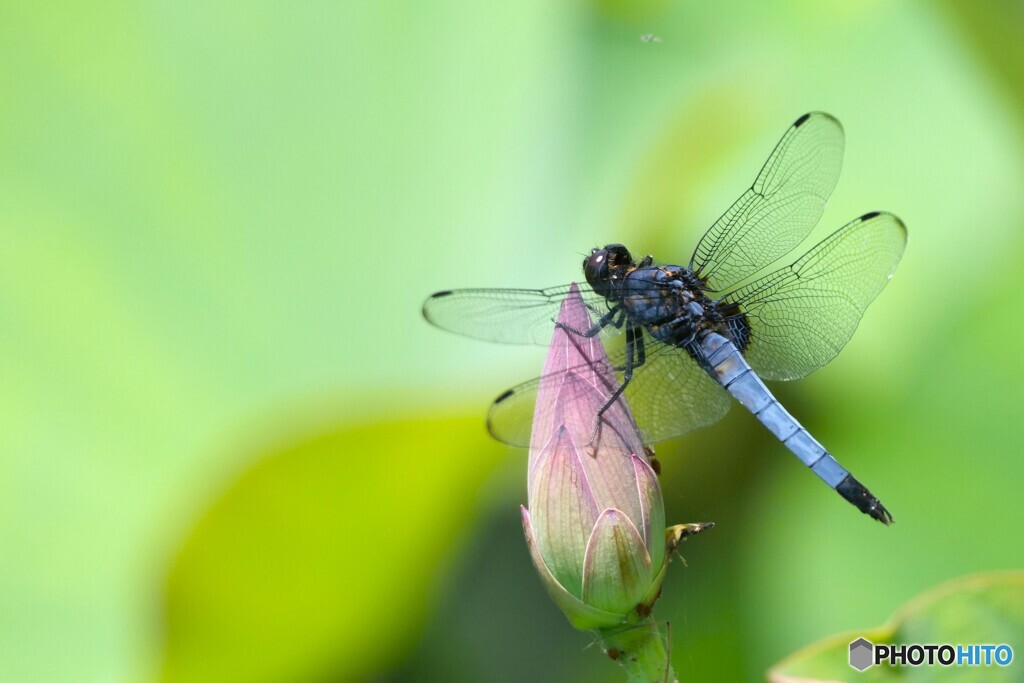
837 474 894 525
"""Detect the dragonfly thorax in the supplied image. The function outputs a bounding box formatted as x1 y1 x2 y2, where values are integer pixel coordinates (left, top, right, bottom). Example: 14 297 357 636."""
615 264 727 348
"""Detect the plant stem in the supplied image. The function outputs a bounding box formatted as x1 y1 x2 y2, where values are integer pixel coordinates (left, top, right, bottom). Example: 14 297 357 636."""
598 618 677 683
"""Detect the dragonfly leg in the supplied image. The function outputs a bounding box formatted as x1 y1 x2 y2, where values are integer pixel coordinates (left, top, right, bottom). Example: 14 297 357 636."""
556 305 624 339
587 326 646 453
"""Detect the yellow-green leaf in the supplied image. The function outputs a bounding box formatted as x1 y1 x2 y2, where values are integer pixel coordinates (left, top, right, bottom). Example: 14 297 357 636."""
769 571 1024 682
161 415 505 683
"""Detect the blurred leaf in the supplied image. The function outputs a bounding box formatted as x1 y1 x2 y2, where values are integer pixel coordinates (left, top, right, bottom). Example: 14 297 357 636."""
161 416 506 683
590 0 673 24
768 571 1024 682
939 2 1024 126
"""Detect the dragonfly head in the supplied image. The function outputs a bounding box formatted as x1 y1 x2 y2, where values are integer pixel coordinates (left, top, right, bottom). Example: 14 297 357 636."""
584 244 635 296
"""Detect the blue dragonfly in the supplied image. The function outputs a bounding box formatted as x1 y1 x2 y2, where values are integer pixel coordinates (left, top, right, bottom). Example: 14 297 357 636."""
423 113 906 523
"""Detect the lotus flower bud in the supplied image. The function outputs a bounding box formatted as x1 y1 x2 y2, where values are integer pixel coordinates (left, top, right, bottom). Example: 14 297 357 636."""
520 284 673 630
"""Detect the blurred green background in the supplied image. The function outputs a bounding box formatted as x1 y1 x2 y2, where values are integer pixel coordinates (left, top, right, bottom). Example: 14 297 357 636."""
3 2 1024 682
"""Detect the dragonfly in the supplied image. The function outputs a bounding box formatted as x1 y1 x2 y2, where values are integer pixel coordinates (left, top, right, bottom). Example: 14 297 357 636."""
423 113 906 523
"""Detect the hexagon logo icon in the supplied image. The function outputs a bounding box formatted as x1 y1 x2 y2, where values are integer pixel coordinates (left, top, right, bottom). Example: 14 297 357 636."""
849 637 874 671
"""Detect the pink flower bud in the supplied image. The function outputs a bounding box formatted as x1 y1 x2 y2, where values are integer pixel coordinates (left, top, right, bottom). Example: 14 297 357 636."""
521 284 672 629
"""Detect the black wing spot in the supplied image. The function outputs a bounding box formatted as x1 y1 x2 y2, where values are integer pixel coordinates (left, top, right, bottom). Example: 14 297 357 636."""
494 389 515 403
794 112 811 127
860 211 881 220
431 290 454 298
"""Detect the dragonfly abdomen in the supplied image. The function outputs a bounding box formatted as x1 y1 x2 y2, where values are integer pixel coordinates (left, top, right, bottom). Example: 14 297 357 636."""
698 332 893 524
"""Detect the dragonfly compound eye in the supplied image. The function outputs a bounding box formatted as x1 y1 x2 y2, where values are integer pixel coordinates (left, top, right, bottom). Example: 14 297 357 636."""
604 244 633 270
584 249 611 288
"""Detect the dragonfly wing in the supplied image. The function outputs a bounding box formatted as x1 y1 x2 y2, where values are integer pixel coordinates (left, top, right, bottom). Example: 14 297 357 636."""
422 283 620 345
487 336 730 447
723 211 907 381
620 341 732 444
690 112 845 292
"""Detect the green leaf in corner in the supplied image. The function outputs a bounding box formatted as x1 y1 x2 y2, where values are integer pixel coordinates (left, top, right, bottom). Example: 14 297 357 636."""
768 571 1024 682
161 415 505 683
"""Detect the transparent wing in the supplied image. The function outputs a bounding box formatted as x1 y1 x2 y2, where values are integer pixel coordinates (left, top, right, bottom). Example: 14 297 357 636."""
422 284 618 345
487 336 731 447
423 281 678 345
690 112 845 292
723 211 907 381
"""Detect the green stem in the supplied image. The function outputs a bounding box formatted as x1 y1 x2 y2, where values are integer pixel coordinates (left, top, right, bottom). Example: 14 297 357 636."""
597 618 677 683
